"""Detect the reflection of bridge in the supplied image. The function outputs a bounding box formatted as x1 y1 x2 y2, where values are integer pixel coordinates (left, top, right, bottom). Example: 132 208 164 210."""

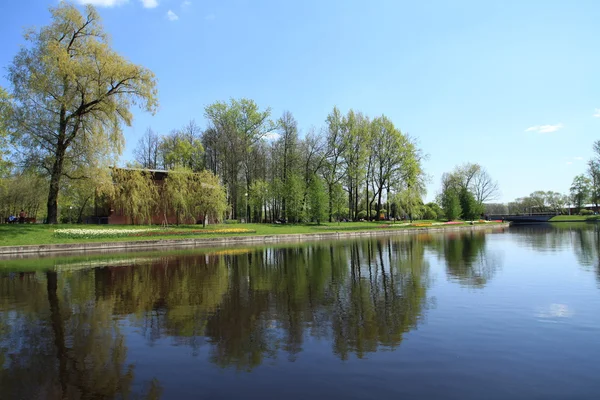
489 214 555 223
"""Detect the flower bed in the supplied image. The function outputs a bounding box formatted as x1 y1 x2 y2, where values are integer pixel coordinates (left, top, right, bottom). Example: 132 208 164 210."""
54 228 159 239
54 227 256 239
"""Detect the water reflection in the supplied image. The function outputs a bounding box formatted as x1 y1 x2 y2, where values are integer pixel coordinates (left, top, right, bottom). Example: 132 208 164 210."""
511 223 600 284
429 231 503 288
0 232 516 397
0 271 161 399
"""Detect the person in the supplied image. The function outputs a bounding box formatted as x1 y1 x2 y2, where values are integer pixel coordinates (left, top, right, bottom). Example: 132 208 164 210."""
8 215 15 223
18 209 26 224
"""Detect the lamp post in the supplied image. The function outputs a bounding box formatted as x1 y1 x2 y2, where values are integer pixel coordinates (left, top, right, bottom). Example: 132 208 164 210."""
69 206 73 224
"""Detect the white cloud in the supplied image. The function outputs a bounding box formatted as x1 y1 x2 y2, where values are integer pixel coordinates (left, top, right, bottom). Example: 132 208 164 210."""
181 1 192 7
75 0 129 6
140 0 158 8
205 13 216 20
594 109 600 118
574 156 583 161
566 161 573 165
166 10 179 21
525 123 564 134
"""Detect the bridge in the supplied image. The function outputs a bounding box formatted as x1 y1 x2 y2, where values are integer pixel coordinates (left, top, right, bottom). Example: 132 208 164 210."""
488 213 556 223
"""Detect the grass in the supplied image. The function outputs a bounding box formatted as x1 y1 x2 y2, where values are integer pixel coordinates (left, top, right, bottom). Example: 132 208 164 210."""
549 215 600 222
0 220 503 247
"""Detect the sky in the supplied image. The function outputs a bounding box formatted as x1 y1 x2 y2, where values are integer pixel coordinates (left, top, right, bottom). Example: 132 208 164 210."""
1 0 599 203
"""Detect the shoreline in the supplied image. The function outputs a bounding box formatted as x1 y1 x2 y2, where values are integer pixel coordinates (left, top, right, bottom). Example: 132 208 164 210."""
0 223 510 258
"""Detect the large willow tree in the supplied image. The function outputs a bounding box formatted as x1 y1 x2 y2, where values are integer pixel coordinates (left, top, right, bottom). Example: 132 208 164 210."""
7 3 158 223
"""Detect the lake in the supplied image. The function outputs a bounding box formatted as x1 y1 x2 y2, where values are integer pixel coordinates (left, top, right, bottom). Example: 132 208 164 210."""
1 224 600 399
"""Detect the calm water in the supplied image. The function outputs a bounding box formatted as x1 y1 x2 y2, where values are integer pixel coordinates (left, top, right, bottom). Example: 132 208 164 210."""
1 224 600 399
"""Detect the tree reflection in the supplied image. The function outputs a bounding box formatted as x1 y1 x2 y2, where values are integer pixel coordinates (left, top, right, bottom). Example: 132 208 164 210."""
431 231 503 288
510 223 600 285
0 270 161 399
1 237 432 381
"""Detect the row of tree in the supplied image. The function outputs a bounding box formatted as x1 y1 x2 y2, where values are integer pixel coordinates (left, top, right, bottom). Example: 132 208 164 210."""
132 103 426 223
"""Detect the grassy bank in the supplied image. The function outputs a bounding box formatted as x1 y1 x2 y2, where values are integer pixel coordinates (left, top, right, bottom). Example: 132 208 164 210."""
0 220 502 247
549 215 600 222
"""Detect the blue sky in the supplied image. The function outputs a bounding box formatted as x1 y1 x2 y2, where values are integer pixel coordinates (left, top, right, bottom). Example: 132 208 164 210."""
1 0 599 202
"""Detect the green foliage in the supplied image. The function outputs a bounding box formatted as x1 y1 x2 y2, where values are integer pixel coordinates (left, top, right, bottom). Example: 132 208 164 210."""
160 131 204 171
423 206 437 220
570 174 591 211
442 189 462 221
0 172 47 221
7 3 158 223
580 209 594 216
284 173 304 223
331 183 347 221
459 187 483 221
108 168 158 225
426 202 444 219
0 87 12 175
307 175 328 224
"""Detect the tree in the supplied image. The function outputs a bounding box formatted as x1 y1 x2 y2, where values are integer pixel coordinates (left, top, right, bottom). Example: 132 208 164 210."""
0 87 11 175
133 128 160 169
459 187 482 221
441 188 461 221
307 174 328 224
7 3 158 223
108 168 158 225
191 170 227 226
588 160 600 209
204 99 273 220
443 163 498 205
276 111 299 220
159 130 204 171
284 173 304 223
162 166 194 225
471 167 499 204
570 174 591 212
322 107 347 222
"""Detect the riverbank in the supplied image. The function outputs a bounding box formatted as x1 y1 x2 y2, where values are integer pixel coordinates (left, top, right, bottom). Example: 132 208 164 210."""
549 215 600 222
0 222 508 257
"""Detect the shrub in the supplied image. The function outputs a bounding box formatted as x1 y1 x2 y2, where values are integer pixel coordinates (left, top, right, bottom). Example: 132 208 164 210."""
580 209 594 216
423 206 437 220
224 219 239 224
357 210 368 220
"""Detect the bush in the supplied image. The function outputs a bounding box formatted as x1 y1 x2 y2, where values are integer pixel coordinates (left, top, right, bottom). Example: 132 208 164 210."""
357 210 367 220
580 209 594 215
423 206 437 220
224 219 239 224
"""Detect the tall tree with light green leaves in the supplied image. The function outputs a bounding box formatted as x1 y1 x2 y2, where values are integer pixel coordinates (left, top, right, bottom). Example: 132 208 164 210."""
323 107 348 222
570 174 591 213
108 168 158 225
7 3 158 223
204 98 273 220
342 110 370 220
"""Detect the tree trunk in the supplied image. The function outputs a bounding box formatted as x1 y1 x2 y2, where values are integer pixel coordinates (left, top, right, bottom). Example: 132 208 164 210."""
328 183 333 222
46 143 67 224
376 186 383 221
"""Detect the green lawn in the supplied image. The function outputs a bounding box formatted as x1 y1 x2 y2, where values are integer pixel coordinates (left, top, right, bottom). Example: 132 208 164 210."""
0 220 501 247
549 215 600 222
